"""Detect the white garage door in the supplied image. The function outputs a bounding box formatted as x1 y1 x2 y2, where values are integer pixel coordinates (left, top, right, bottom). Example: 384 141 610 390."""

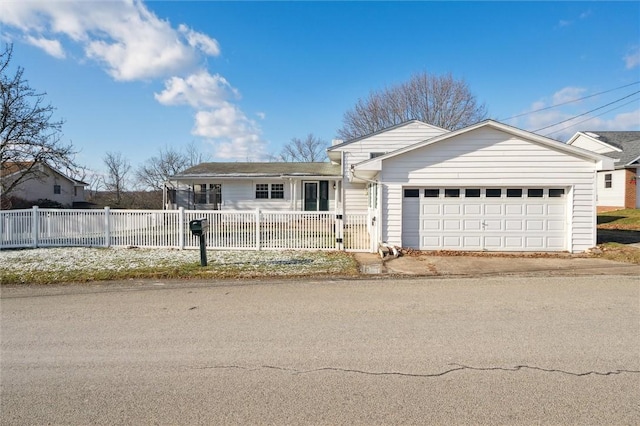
402 188 568 251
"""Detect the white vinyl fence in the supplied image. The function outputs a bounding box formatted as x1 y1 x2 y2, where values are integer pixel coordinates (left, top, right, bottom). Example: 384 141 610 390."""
0 207 372 252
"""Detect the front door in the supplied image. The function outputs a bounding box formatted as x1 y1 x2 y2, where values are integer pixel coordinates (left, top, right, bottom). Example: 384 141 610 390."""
304 182 318 211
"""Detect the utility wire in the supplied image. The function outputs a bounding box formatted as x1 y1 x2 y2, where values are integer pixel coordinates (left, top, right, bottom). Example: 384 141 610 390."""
533 90 640 132
543 96 640 137
500 80 640 121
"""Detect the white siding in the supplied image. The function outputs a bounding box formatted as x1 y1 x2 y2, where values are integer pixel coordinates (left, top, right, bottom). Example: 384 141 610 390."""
596 169 627 207
219 180 337 211
380 127 599 253
332 121 448 157
335 121 448 215
569 134 619 154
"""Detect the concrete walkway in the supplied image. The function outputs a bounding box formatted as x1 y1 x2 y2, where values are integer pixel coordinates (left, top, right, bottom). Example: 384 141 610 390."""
353 252 640 277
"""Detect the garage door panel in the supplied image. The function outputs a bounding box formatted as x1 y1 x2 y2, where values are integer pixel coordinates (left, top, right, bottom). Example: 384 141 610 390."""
423 204 440 215
443 220 461 230
526 204 545 215
484 220 502 231
485 204 502 215
526 237 544 248
505 220 522 230
506 204 523 215
505 236 523 248
422 219 440 230
443 204 461 215
464 204 481 215
548 220 564 231
526 220 544 231
463 236 482 248
484 236 502 248
403 187 567 252
463 220 481 230
422 236 440 247
547 204 565 215
547 237 565 249
443 236 461 247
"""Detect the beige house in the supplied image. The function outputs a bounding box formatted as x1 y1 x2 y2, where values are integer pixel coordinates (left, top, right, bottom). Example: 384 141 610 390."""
1 162 88 208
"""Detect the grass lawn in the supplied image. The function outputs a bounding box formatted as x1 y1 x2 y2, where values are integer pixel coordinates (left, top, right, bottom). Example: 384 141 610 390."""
0 248 360 285
596 209 640 264
597 208 640 230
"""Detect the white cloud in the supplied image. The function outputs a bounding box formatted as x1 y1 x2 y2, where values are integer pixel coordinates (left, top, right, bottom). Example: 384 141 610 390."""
552 86 586 105
624 47 640 70
178 24 220 56
256 112 266 120
25 35 65 58
0 0 220 81
155 71 238 109
0 0 267 162
193 105 267 160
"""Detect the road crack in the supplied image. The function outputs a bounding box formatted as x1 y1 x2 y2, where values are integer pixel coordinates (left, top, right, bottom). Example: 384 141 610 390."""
194 363 640 378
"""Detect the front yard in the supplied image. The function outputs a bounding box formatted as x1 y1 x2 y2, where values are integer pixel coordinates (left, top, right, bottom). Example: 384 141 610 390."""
0 248 359 285
597 208 640 264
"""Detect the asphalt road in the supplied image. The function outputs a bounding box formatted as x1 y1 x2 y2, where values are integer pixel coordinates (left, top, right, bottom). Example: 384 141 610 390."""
2 275 639 425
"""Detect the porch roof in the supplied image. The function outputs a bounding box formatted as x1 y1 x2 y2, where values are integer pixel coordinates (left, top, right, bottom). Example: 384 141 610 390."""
171 162 342 179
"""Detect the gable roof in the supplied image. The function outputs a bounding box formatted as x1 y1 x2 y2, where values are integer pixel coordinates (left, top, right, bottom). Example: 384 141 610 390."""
568 131 640 167
172 162 342 179
353 120 615 173
327 120 449 151
1 161 87 186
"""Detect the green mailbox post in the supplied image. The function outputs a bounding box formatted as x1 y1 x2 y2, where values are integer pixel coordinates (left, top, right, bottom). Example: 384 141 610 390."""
189 218 209 266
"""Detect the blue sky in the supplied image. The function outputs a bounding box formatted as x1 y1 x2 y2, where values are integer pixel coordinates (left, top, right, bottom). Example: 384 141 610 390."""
1 1 639 182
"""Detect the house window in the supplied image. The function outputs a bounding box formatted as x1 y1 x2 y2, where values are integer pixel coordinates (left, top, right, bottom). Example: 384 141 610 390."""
486 189 502 198
444 189 460 198
424 189 439 197
549 188 565 198
74 187 78 197
370 152 384 159
507 189 522 198
604 173 612 188
271 183 284 199
256 184 269 199
404 189 419 198
53 185 61 194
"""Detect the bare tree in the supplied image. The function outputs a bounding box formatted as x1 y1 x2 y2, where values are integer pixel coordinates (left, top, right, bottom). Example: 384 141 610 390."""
135 142 211 190
337 72 487 140
135 147 188 191
1 44 78 203
102 151 130 206
278 134 328 162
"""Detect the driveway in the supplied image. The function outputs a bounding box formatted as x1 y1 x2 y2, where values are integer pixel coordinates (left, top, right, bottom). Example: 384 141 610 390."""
2 276 639 425
355 251 640 276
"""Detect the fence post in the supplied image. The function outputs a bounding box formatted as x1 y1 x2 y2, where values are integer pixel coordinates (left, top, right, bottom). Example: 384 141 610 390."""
255 208 261 250
104 207 111 247
32 206 39 248
335 213 344 251
178 207 185 249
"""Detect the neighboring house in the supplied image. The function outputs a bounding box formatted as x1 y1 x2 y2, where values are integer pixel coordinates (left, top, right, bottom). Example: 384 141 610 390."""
166 120 613 253
1 161 88 208
566 131 639 211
